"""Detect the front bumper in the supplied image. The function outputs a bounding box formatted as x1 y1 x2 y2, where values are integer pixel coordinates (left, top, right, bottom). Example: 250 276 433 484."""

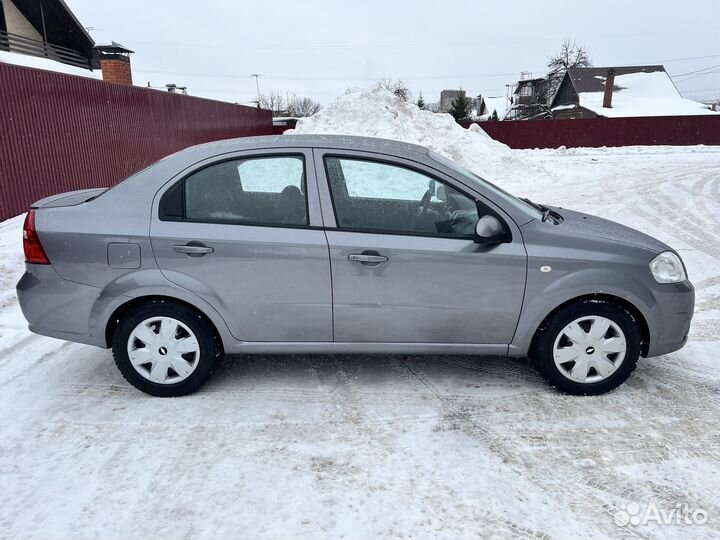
645 280 694 357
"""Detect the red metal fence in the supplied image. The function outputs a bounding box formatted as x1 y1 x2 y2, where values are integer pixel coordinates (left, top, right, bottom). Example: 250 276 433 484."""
0 63 273 220
460 115 720 149
271 118 299 135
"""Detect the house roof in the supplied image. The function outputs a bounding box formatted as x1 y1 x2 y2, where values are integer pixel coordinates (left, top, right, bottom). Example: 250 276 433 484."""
480 96 508 118
94 41 134 54
11 0 95 55
564 65 665 93
553 65 716 117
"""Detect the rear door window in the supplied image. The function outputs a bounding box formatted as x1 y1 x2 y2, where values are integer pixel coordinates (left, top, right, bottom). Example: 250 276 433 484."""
180 156 307 226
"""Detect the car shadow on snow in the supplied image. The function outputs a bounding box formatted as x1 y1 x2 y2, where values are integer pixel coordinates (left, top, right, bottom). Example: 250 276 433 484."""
211 353 548 396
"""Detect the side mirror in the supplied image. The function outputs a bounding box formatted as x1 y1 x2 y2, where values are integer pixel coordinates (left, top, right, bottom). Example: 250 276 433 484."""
474 215 506 244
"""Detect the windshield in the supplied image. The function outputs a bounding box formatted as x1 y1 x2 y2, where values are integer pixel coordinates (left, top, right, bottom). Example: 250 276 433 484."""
428 151 544 221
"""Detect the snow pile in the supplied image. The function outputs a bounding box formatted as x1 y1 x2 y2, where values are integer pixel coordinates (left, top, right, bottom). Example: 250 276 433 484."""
0 215 25 301
578 71 715 118
287 86 554 189
0 214 29 354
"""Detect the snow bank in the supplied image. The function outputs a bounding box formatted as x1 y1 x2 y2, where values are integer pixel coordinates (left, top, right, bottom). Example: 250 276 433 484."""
287 86 554 189
0 214 28 354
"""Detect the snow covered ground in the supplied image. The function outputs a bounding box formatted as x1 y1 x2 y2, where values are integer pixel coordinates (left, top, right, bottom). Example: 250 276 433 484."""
1 91 720 539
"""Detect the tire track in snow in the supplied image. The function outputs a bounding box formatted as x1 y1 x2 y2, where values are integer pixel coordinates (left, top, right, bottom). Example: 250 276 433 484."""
392 358 651 538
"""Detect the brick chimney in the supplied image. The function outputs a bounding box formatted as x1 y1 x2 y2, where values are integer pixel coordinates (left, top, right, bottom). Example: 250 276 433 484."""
94 42 134 86
603 68 616 108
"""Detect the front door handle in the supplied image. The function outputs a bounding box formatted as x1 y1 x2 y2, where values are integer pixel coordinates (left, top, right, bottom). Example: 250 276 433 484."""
173 243 214 256
348 250 389 266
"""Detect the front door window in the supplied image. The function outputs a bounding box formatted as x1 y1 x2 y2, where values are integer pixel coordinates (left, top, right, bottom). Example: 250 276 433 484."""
324 157 479 237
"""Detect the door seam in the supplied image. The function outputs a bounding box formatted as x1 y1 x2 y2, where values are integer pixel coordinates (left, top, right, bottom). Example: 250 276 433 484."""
322 229 335 342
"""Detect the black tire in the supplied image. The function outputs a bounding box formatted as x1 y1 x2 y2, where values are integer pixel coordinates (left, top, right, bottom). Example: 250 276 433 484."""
112 300 223 397
531 299 641 396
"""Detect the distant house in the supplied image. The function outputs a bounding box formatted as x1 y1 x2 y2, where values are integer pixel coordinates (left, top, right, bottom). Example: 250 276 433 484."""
550 65 716 119
439 89 464 112
0 0 136 85
506 74 551 120
476 94 508 120
0 0 95 70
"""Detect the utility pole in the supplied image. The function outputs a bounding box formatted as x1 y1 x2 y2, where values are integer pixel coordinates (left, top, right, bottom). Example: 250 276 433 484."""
251 74 261 105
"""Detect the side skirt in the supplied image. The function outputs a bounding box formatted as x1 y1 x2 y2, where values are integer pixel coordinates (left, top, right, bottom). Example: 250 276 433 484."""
224 341 510 356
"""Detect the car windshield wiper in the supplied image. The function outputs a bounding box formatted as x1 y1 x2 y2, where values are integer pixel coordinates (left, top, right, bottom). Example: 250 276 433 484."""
521 197 551 222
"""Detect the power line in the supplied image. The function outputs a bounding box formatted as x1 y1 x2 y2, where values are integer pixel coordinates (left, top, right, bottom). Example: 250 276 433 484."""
674 69 720 84
136 54 720 84
125 25 720 54
641 53 720 64
186 87 509 97
681 86 720 94
134 68 533 81
136 52 720 103
671 63 720 78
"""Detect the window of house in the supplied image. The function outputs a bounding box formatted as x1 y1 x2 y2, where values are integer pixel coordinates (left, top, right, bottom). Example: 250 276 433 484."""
325 157 479 237
179 156 307 226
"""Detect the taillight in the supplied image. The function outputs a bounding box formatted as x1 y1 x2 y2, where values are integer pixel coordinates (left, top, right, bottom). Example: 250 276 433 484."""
23 210 50 264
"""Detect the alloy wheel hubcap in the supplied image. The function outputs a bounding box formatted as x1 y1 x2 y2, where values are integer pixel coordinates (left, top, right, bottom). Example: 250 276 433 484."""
127 316 200 384
552 315 627 384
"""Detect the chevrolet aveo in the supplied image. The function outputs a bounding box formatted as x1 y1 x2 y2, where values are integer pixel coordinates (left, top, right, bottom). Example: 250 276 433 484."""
17 135 694 397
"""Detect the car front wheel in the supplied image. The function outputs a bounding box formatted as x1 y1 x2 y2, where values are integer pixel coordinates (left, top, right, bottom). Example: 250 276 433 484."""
532 299 642 395
112 300 223 396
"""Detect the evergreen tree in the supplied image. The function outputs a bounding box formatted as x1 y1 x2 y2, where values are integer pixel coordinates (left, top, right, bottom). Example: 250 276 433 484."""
490 110 499 121
416 93 427 110
449 92 471 121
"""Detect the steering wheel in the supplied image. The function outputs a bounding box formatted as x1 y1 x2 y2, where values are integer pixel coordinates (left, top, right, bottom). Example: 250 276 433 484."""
410 189 434 231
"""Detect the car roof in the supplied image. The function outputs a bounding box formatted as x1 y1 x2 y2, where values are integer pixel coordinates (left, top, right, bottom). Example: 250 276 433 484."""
110 134 434 204
186 134 430 158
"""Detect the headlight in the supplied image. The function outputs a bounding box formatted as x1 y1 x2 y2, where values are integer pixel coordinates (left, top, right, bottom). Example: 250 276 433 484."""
649 251 686 283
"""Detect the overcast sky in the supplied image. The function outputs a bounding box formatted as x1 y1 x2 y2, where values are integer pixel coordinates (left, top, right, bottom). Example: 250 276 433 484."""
70 0 720 106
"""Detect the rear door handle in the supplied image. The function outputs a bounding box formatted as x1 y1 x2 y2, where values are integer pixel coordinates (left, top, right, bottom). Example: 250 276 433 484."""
173 243 214 256
348 251 389 265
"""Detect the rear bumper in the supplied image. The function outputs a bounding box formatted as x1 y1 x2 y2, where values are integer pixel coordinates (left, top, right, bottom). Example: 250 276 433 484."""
646 280 694 357
16 264 106 347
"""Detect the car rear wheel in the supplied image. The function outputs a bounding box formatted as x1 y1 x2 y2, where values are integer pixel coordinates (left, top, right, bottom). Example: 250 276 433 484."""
112 300 223 396
532 299 641 395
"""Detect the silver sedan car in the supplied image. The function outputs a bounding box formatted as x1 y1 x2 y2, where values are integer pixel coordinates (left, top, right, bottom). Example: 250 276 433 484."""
17 135 694 396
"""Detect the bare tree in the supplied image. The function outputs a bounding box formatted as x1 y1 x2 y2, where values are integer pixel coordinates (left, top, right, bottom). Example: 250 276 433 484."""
287 96 322 117
377 79 413 102
257 91 288 115
545 38 592 103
